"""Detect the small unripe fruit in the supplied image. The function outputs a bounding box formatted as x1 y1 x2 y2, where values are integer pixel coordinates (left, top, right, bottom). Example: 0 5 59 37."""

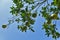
32 13 37 18
2 24 7 28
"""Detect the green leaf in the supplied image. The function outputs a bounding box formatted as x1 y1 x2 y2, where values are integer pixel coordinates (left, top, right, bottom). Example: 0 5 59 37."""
21 13 26 17
25 0 34 4
29 27 35 32
15 18 20 23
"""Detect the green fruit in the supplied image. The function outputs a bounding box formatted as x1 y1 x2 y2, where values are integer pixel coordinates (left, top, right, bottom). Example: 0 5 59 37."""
25 22 30 26
2 24 7 28
51 14 58 19
32 13 37 18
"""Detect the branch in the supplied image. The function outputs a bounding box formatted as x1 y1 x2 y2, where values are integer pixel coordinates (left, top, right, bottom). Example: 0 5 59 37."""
33 0 47 12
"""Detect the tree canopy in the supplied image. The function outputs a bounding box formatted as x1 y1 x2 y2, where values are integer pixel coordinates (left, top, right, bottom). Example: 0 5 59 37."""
2 0 60 39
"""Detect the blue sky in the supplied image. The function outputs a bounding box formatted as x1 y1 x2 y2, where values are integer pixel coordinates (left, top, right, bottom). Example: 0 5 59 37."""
0 0 60 40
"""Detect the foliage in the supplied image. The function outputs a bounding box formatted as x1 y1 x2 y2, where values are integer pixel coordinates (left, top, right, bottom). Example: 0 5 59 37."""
2 0 60 39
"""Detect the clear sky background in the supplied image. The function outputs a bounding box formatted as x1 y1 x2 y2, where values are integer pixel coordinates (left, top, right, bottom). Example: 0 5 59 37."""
0 0 60 40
